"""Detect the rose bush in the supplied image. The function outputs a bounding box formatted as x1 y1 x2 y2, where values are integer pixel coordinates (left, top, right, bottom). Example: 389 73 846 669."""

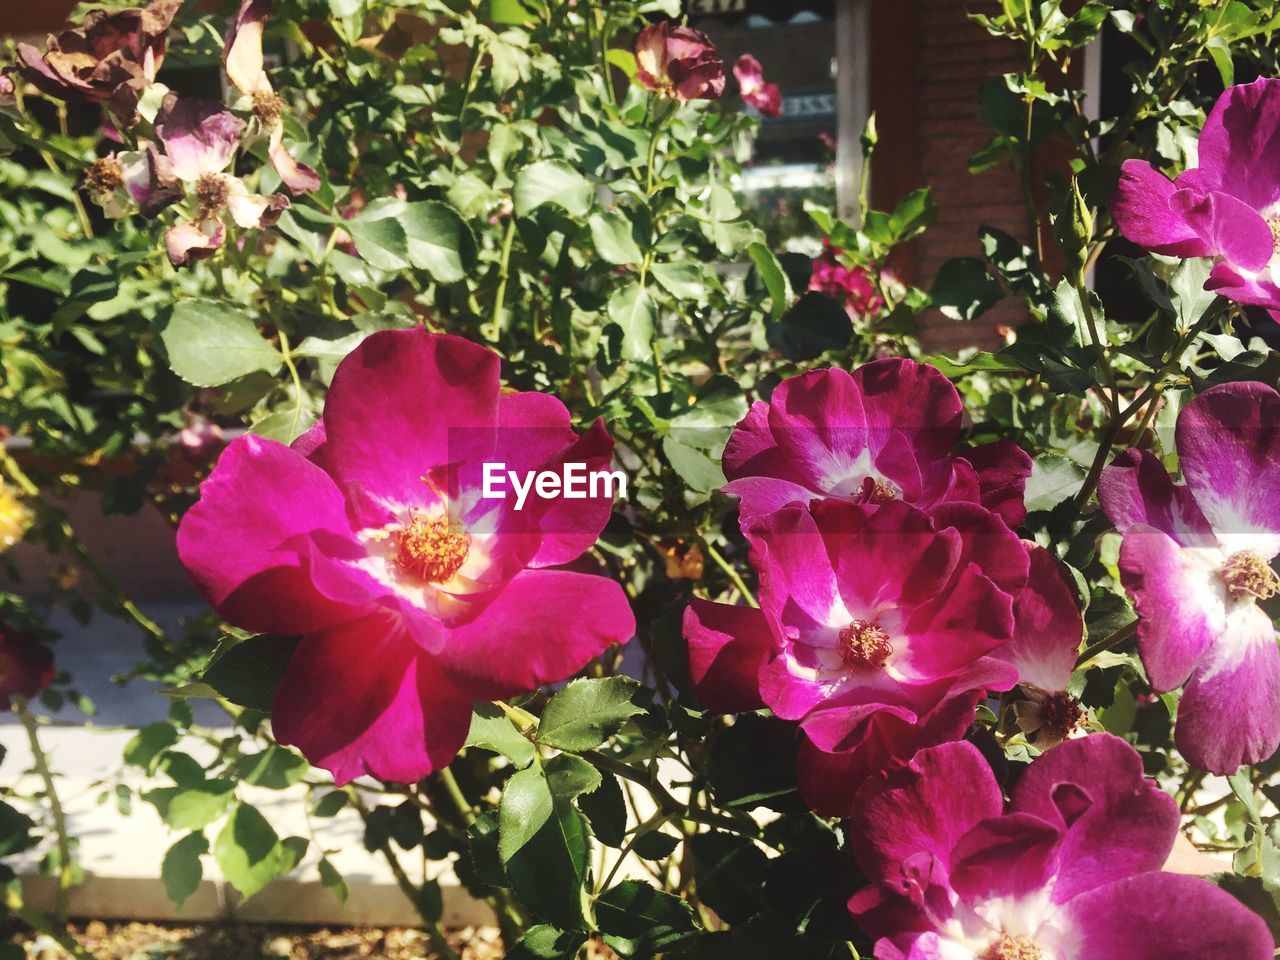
3 2 1280 959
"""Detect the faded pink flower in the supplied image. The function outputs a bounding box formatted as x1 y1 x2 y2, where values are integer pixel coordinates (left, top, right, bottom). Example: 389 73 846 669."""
223 0 321 195
15 0 181 125
0 625 54 711
809 244 884 318
153 95 289 267
733 54 781 118
634 21 725 101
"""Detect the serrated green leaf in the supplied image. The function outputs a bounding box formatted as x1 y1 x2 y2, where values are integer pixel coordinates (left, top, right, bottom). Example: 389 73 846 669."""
162 832 208 909
466 702 536 768
589 211 645 265
161 300 282 388
536 677 645 752
514 160 593 218
747 242 791 320
214 803 285 900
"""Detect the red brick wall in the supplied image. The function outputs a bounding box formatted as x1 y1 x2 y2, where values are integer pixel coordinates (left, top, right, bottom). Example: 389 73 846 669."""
873 0 1031 352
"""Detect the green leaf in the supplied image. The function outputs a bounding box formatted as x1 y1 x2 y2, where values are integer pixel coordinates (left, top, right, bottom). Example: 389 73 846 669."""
514 160 594 218
400 201 478 283
161 300 282 388
607 282 655 362
499 766 589 927
124 722 179 772
318 856 349 905
589 211 645 265
348 212 409 271
747 242 792 320
536 676 646 752
201 634 300 712
145 780 235 831
505 925 587 960
236 745 310 790
596 881 699 957
767 292 852 361
631 830 680 861
214 803 285 900
1025 455 1085 512
0 801 36 857
577 772 626 847
466 702 536 768
689 833 768 924
162 832 208 909
651 262 707 301
662 437 724 498
311 790 348 818
544 753 602 800
930 257 1003 322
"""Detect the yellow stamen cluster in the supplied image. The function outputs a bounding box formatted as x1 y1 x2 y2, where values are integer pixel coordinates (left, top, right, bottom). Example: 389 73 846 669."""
1221 550 1280 602
251 90 287 126
838 619 893 669
195 173 229 216
866 480 897 505
979 934 1044 960
84 157 124 199
394 514 470 583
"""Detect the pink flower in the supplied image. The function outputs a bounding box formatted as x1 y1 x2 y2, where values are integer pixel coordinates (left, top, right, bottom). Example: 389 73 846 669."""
808 248 883 318
684 498 1081 815
1099 382 1280 773
732 54 781 118
15 0 181 125
634 22 725 101
848 734 1272 959
1113 77 1280 314
223 0 321 195
0 625 55 710
154 95 289 267
722 361 1032 528
82 144 181 220
177 329 635 783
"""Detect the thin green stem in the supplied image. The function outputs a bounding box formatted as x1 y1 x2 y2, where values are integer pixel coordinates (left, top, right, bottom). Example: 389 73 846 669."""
276 328 307 441
703 541 758 608
0 448 167 645
16 697 77 922
1076 621 1136 668
491 216 518 341
346 787 462 960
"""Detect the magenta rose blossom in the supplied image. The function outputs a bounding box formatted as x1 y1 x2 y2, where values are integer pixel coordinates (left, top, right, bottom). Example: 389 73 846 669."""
722 361 1032 528
848 734 1273 959
1113 77 1280 313
634 21 725 101
0 625 55 710
1099 382 1280 774
685 498 1081 815
809 249 884 319
15 0 181 124
178 329 635 783
732 54 781 118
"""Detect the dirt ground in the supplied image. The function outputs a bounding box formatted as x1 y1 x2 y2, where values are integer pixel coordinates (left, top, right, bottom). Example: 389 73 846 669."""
7 921 510 960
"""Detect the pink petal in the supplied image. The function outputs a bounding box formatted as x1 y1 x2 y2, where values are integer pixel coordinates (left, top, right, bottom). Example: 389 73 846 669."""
164 220 224 267
1193 76 1280 213
1010 733 1178 901
1176 381 1280 556
1177 603 1280 774
683 598 773 714
848 739 1003 891
953 439 1032 527
268 127 322 196
271 612 472 784
176 435 369 635
434 569 634 699
1171 187 1274 273
223 0 272 96
321 329 501 520
947 812 1062 904
851 358 963 468
1119 523 1221 691
1111 159 1213 257
154 95 245 181
1005 543 1082 692
1063 873 1274 960
1099 448 1213 544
